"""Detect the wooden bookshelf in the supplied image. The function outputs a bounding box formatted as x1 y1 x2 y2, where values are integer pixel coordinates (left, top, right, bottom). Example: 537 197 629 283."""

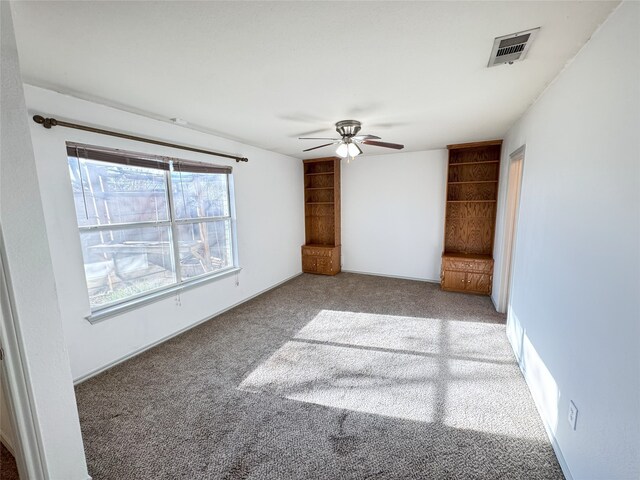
302 157 341 275
441 140 502 295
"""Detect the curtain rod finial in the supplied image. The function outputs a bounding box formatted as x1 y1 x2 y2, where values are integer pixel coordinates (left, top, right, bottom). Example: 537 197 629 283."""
236 157 249 163
33 115 57 129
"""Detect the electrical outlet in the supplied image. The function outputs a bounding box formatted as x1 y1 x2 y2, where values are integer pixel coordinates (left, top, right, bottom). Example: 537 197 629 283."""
568 400 578 430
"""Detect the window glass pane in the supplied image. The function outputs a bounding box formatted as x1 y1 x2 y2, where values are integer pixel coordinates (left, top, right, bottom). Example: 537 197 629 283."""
79 225 176 309
171 171 229 219
176 220 233 279
68 156 169 227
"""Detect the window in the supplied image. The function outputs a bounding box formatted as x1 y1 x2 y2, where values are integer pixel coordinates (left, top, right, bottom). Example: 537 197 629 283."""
67 143 237 313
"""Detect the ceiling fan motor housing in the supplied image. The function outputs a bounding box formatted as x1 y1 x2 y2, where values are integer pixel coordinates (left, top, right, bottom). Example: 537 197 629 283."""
335 120 362 138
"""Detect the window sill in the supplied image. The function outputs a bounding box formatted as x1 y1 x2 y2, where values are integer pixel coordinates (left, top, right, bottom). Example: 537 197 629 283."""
86 267 242 324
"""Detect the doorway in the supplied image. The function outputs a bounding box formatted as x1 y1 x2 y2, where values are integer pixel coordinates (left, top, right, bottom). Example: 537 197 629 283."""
498 146 525 313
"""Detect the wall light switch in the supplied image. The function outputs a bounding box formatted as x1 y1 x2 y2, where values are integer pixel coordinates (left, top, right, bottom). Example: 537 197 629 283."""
568 400 578 430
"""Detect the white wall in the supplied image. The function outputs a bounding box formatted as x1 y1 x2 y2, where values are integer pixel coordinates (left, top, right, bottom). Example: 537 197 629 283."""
342 150 447 281
493 2 639 478
1 3 90 478
25 85 304 382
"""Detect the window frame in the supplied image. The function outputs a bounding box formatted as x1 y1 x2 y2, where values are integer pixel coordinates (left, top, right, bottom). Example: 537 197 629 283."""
67 143 240 322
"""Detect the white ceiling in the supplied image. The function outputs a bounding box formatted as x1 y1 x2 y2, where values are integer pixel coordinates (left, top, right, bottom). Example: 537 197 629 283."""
12 1 618 159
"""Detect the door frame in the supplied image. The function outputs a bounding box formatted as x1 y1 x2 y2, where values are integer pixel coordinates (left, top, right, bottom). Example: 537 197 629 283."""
0 228 47 479
497 145 525 313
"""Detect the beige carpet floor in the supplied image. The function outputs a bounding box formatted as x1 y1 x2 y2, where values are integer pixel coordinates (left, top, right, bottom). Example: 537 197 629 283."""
75 272 564 479
0 443 19 480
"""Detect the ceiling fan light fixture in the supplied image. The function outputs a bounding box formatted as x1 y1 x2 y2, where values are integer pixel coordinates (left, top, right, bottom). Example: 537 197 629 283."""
335 143 349 158
347 143 360 157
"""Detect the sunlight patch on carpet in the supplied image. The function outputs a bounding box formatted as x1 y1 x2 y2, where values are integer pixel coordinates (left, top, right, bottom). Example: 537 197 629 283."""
238 310 540 439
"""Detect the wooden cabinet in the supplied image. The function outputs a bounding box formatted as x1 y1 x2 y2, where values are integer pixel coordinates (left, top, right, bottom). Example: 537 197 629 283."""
301 245 341 275
441 254 493 294
441 141 501 295
302 158 341 275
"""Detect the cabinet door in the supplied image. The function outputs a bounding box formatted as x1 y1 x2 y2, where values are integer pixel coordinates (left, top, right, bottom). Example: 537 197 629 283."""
316 257 333 274
442 270 467 291
466 273 492 294
302 256 317 273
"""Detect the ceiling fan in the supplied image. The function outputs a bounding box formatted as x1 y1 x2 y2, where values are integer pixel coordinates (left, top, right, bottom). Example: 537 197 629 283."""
299 120 404 159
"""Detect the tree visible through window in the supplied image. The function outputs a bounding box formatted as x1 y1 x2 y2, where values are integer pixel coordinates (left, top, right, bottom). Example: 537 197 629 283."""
67 143 236 311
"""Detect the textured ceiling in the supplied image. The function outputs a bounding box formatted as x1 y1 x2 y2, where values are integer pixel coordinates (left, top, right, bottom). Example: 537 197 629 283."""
11 1 618 159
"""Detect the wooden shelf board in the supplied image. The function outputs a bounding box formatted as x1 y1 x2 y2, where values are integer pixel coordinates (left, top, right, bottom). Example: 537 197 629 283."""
306 202 334 205
305 172 334 176
448 180 498 185
447 200 497 203
442 252 493 260
448 160 500 166
447 140 503 150
305 187 334 190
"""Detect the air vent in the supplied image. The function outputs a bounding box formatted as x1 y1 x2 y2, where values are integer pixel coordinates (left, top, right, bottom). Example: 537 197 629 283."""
488 28 539 67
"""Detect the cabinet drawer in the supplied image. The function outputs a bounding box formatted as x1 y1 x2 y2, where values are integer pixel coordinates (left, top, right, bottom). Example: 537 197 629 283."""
301 247 334 257
442 257 492 273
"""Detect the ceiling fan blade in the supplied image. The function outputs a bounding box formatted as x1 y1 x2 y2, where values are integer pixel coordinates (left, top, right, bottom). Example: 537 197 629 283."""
353 134 381 141
362 140 404 150
303 142 338 152
299 137 339 140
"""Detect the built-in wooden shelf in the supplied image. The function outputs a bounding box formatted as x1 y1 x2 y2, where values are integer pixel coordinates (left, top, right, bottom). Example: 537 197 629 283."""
441 140 502 296
442 252 493 260
449 160 500 166
302 157 341 276
448 180 499 185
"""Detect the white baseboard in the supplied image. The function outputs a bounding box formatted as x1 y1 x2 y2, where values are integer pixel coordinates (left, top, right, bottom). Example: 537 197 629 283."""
341 269 440 284
74 272 302 385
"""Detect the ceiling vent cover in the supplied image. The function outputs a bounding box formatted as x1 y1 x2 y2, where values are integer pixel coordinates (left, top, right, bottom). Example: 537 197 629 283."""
488 28 539 67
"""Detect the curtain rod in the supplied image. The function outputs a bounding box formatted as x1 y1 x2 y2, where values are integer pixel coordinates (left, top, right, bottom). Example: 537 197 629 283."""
32 115 249 163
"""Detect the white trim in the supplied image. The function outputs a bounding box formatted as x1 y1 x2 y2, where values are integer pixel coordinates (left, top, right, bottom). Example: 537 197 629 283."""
509 145 526 160
341 269 440 284
74 272 302 384
495 145 525 313
86 267 242 323
0 229 47 478
490 294 499 312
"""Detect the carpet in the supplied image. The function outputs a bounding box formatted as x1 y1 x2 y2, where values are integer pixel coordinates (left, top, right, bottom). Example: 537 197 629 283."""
75 272 564 479
0 443 19 480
